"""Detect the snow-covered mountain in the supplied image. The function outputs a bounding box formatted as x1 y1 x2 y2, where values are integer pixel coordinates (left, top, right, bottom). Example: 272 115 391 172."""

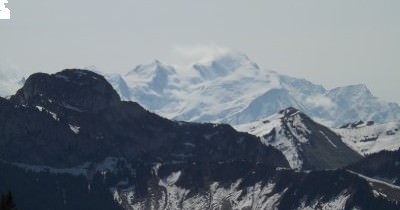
336 121 400 155
1 52 399 126
234 107 362 170
236 107 400 169
0 66 25 98
104 73 131 101
104 51 400 127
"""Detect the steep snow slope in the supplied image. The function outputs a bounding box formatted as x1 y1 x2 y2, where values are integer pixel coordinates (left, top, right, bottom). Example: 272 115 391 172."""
122 60 186 115
235 111 304 169
105 73 131 101
105 51 400 127
336 121 400 155
234 108 362 170
326 84 400 126
121 53 281 122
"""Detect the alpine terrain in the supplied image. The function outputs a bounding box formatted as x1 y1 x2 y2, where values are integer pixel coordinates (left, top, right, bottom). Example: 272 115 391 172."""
234 107 363 170
336 121 400 155
0 69 399 210
102 51 400 127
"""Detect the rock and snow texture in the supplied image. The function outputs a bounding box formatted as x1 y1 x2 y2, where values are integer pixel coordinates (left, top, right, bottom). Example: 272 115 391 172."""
336 121 400 155
235 111 305 169
102 51 400 127
110 167 394 210
235 108 362 170
113 179 286 210
296 192 350 210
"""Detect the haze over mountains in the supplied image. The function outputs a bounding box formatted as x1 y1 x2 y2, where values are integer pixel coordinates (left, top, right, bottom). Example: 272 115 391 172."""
1 51 399 127
103 51 400 127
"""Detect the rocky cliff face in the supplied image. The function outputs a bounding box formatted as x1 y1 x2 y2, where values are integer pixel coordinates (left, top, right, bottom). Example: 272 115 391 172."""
1 69 289 168
11 70 121 113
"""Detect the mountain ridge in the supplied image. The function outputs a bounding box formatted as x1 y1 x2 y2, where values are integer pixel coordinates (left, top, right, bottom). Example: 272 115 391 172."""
100 52 400 127
1 52 399 126
235 107 363 170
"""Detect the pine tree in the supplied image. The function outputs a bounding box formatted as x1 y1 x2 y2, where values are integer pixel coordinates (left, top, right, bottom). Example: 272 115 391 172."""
0 191 17 210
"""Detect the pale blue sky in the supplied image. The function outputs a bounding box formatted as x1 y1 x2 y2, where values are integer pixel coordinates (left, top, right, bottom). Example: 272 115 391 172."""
0 0 399 103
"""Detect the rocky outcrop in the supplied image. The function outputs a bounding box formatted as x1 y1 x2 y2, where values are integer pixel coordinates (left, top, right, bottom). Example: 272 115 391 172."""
1 69 289 168
11 69 121 113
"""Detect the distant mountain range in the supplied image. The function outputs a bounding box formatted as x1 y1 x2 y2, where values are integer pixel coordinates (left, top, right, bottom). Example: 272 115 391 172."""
104 51 400 127
336 120 400 155
1 52 399 127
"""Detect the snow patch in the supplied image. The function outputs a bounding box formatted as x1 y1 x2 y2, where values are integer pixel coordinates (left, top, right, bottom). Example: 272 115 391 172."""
62 102 83 112
69 124 80 134
320 131 337 148
336 122 400 155
297 191 350 210
35 106 60 121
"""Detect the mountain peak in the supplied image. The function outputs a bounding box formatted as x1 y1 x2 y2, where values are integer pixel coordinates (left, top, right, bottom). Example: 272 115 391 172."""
55 69 104 82
235 108 362 170
192 51 260 80
11 69 121 113
127 60 175 77
153 59 163 65
279 107 300 117
343 84 370 92
329 84 373 98
124 60 177 95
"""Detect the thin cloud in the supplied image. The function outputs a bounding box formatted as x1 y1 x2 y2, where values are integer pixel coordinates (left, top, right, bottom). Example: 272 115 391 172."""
171 44 232 65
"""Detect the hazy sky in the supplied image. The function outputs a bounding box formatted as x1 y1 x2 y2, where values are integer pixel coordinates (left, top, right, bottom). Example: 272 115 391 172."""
0 1 399 103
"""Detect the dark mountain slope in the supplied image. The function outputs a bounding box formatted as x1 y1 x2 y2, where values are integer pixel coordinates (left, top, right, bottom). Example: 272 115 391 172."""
1 69 288 168
348 149 400 186
1 69 398 209
1 160 399 210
